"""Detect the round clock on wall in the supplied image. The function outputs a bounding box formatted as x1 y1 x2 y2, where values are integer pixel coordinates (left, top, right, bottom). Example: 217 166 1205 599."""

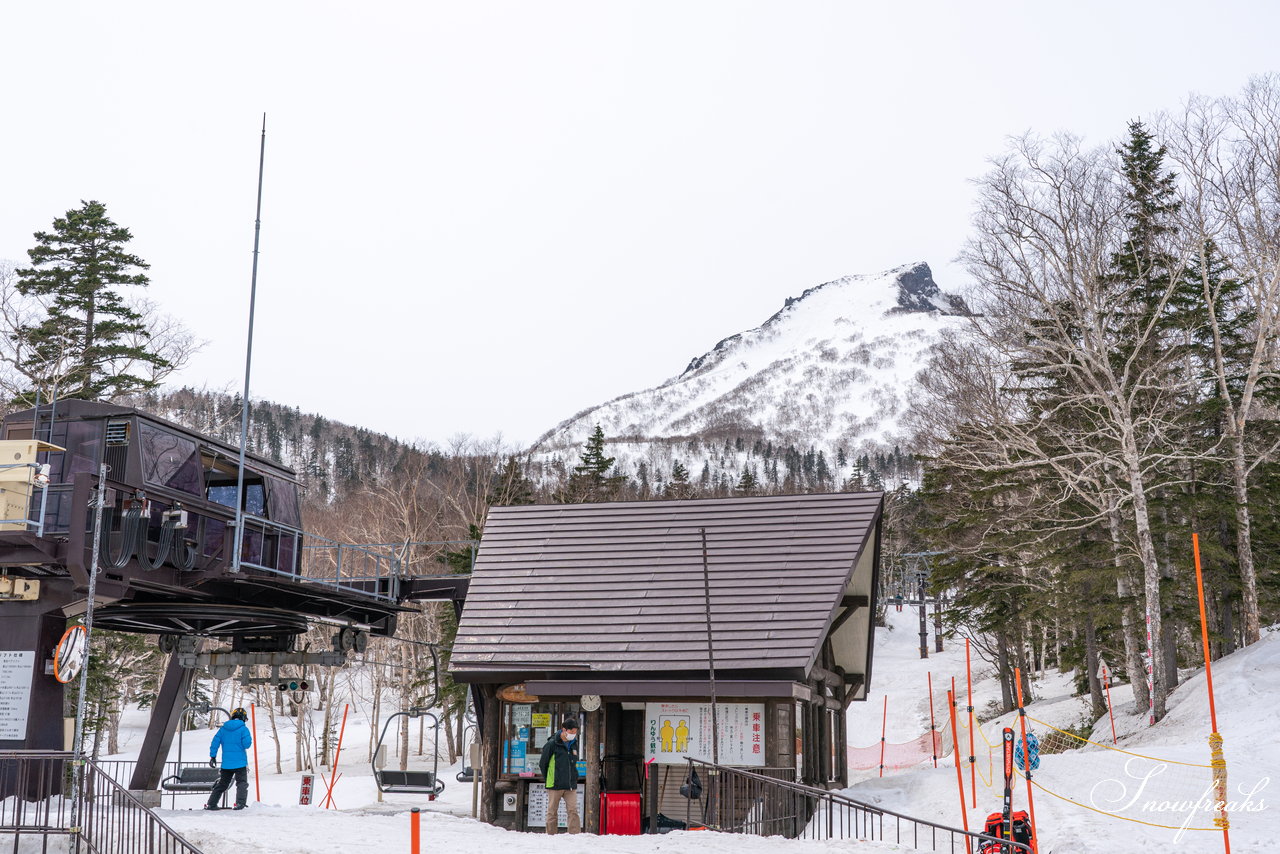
579 694 602 712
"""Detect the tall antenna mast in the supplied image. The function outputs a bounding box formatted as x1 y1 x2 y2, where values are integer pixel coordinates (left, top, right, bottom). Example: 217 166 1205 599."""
233 114 267 572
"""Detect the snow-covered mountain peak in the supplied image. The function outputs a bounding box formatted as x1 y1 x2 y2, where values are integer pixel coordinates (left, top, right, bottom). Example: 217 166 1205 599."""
529 263 969 488
680 262 968 379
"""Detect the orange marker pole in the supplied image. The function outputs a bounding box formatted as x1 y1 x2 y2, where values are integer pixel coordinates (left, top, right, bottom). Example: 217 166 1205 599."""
928 672 938 768
410 807 422 854
1192 533 1231 854
947 689 970 850
322 703 350 810
1013 669 1039 854
250 703 261 802
878 695 888 778
1102 666 1117 745
950 677 959 772
966 638 977 807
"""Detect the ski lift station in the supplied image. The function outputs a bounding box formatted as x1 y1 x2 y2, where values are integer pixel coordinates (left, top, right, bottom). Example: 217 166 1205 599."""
0 401 467 799
450 491 884 833
0 400 884 839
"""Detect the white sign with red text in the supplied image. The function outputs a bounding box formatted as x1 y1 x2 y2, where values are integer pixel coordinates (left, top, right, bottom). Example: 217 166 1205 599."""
644 702 766 766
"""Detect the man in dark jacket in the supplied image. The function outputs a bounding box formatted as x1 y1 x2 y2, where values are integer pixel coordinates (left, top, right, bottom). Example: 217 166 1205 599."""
538 718 580 834
205 707 253 810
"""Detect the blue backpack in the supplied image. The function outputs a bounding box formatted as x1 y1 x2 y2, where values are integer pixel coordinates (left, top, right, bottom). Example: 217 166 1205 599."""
1013 731 1040 772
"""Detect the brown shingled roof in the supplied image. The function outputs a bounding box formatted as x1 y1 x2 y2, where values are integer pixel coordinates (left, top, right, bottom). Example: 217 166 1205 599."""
451 491 882 688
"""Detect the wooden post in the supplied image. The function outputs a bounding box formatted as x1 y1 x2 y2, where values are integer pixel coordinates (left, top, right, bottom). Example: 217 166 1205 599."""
480 684 502 824
1193 533 1231 854
585 707 601 834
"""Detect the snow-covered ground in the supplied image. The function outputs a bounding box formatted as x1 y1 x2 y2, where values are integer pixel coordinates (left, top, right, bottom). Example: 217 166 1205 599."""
92 690 909 854
845 608 1276 853
37 606 1273 853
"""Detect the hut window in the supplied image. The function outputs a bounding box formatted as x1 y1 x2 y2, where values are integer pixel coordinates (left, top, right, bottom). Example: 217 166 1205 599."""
500 701 584 776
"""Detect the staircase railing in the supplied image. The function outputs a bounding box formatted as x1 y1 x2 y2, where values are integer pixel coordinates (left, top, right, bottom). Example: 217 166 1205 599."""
683 758 1031 853
0 752 203 854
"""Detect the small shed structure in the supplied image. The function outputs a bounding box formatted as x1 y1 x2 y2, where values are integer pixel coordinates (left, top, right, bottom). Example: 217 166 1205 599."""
451 491 884 832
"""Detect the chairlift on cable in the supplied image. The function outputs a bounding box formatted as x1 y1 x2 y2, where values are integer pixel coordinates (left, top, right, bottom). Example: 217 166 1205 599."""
371 706 445 796
456 723 479 783
161 700 231 794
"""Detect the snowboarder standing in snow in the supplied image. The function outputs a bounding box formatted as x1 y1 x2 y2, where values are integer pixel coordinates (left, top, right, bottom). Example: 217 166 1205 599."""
205 707 253 810
538 718 581 834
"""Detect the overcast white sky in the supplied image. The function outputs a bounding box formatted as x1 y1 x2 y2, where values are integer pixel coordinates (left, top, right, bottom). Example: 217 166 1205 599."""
2 2 1278 448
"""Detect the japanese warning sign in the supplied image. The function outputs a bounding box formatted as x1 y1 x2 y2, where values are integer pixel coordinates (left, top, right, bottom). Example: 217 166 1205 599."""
644 702 766 766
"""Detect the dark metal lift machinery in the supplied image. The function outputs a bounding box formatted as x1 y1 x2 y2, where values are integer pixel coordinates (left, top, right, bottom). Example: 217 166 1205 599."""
0 401 471 797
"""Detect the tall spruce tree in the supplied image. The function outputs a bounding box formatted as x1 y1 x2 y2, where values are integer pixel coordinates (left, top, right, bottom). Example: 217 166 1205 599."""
665 460 694 499
15 200 168 402
560 425 626 502
736 465 760 495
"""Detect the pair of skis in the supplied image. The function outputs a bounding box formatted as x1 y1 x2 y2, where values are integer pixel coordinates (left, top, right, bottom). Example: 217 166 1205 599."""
979 728 1016 854
1000 727 1015 850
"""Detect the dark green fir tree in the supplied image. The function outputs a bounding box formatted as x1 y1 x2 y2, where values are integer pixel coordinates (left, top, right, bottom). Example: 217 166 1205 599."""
560 425 626 502
15 200 167 403
665 460 695 499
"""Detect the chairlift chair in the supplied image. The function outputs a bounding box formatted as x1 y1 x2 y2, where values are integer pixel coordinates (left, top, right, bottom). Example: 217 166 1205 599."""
161 701 231 796
456 723 479 782
372 707 445 797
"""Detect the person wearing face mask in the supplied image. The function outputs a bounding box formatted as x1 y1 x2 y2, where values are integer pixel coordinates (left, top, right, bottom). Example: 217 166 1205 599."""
538 717 581 834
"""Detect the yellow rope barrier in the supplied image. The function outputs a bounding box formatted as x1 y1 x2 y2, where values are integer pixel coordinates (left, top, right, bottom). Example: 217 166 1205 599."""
1020 772 1218 832
1026 716 1212 768
962 710 1222 831
1208 732 1229 830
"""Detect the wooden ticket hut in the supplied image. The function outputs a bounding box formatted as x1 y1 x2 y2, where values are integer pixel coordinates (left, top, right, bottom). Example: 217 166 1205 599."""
450 491 883 833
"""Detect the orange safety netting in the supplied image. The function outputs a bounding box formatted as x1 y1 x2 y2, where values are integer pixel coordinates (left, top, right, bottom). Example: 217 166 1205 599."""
848 730 947 771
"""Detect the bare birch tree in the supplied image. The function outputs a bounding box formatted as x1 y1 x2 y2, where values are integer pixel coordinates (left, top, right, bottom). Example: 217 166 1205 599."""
1162 78 1280 645
930 132 1203 719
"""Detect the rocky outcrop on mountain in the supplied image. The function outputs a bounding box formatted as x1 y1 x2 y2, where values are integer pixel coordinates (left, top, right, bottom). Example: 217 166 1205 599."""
529 262 968 490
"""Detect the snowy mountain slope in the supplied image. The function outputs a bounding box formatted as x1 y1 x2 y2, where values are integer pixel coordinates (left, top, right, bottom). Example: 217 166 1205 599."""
529 263 969 485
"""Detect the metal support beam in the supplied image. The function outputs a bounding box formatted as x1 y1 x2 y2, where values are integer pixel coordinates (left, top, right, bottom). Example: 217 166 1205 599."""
129 650 199 791
176 650 349 669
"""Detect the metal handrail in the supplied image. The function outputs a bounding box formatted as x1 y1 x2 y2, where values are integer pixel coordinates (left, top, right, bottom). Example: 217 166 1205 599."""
0 752 203 854
79 760 204 854
685 758 1032 853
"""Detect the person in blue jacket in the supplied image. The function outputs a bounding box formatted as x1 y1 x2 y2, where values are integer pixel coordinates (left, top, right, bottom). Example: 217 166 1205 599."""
205 707 253 810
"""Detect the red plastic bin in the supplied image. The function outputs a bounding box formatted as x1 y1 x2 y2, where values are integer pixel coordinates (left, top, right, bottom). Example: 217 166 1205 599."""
600 792 641 835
